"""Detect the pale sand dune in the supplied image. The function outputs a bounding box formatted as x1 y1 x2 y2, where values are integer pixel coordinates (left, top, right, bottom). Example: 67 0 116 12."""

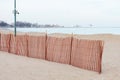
0 34 120 80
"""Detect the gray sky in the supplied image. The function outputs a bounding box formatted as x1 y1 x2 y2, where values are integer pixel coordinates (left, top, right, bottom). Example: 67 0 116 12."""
0 0 120 27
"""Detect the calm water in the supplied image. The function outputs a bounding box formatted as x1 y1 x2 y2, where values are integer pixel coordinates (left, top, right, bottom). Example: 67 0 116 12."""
7 27 120 34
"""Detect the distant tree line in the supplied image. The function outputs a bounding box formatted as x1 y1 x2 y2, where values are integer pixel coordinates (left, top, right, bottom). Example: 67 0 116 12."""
0 20 64 28
0 21 10 27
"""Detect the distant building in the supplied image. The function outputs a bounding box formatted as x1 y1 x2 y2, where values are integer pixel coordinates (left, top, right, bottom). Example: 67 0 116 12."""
73 25 82 28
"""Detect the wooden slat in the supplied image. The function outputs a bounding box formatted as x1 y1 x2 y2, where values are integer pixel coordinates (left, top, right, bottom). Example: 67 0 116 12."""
46 35 72 64
27 33 46 59
71 38 104 73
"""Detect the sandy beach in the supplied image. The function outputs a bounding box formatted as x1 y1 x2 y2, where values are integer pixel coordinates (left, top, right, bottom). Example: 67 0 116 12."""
0 34 120 80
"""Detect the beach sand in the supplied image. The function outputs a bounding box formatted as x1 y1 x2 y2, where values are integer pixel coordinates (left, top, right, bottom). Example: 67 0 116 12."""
0 34 120 80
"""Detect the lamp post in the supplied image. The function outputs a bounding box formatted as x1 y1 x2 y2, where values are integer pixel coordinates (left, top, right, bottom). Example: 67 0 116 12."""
14 0 19 36
14 0 16 36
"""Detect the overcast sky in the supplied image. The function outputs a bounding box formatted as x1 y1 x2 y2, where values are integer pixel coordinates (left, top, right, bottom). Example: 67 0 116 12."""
0 0 120 27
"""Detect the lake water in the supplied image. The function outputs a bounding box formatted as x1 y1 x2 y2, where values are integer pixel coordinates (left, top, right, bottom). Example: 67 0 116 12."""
7 27 120 34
